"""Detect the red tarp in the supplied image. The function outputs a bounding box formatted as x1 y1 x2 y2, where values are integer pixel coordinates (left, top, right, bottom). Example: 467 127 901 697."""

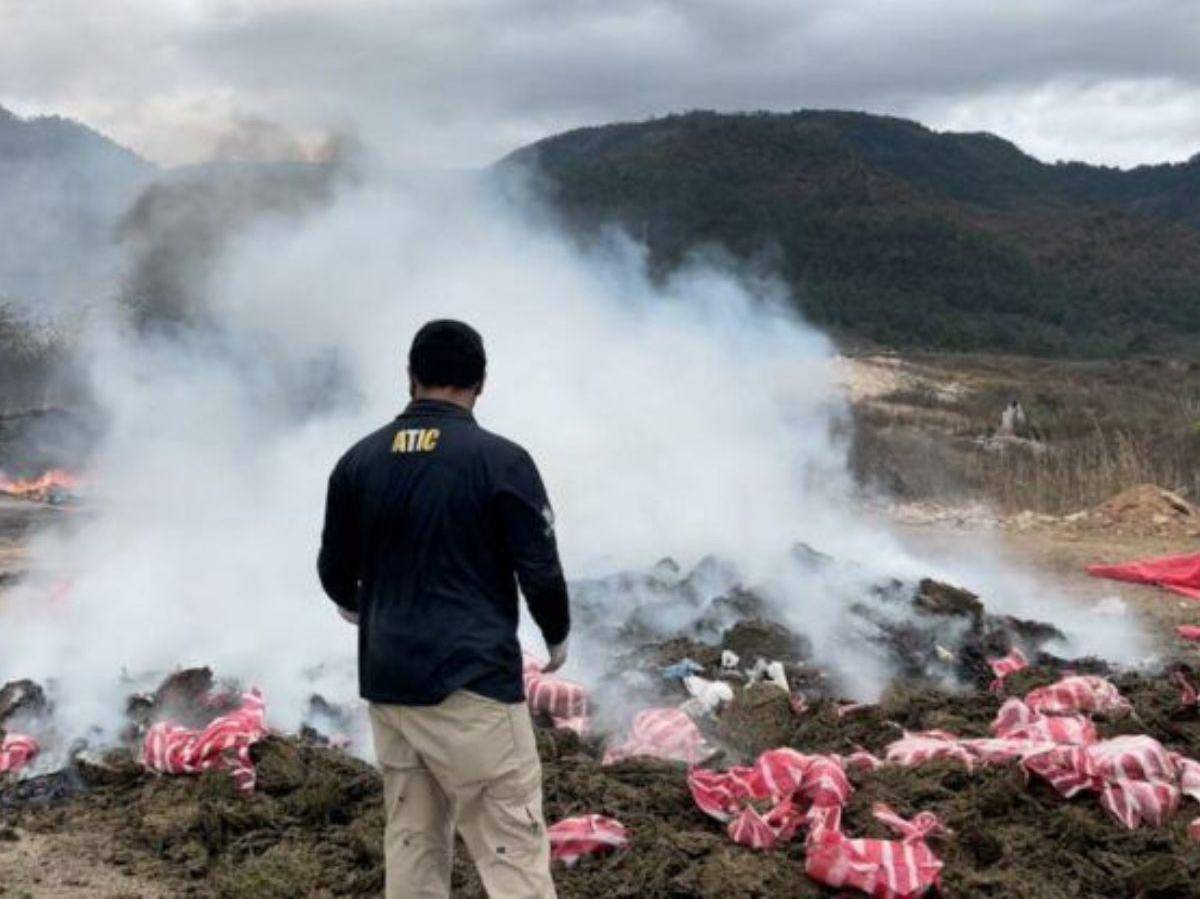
1087 553 1200 600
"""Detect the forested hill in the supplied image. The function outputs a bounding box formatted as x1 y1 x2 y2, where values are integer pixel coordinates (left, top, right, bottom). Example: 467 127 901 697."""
502 111 1200 357
0 105 154 310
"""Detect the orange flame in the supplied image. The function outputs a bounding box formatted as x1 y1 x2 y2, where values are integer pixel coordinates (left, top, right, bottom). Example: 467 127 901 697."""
0 469 82 500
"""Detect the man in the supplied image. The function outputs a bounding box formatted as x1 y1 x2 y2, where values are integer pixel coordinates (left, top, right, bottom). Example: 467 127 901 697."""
318 319 569 898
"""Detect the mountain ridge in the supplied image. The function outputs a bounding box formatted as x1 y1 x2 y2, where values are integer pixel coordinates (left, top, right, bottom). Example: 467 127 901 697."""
0 104 156 311
0 103 152 172
502 109 1200 356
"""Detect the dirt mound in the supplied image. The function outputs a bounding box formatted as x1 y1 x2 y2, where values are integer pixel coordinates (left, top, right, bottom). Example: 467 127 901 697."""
0 678 47 728
5 659 1200 898
721 618 812 665
8 662 1200 898
2 738 387 898
844 761 1200 899
1079 484 1200 538
713 683 796 758
1 557 1192 897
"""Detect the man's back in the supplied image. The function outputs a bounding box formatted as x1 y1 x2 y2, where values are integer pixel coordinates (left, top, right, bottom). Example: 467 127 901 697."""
318 398 569 706
318 320 565 898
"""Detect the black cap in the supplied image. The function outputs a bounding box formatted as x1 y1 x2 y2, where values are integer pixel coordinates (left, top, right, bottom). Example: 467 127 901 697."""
409 319 486 388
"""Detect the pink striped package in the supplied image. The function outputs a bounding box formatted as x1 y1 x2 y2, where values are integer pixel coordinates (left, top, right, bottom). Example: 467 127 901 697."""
602 707 715 766
548 814 629 865
142 688 267 791
987 647 1028 693
522 656 590 734
805 803 948 899
0 733 39 775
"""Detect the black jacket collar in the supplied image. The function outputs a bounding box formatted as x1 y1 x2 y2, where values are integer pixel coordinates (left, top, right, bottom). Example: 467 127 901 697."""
399 399 476 422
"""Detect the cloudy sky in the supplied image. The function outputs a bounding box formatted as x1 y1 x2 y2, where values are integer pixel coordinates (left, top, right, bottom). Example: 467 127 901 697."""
2 0 1199 169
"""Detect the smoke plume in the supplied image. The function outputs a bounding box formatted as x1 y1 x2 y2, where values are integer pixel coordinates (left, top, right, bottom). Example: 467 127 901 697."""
0 158 1151 759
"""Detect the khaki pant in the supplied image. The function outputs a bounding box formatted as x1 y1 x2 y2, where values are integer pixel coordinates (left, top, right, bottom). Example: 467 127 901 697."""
369 691 557 899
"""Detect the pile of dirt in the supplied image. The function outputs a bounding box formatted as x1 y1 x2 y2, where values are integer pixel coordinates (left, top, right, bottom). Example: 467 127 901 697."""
3 738 386 898
0 677 47 727
1074 484 1200 538
844 762 1200 898
6 658 1200 898
595 552 1070 716
849 578 1067 693
2 560 1196 897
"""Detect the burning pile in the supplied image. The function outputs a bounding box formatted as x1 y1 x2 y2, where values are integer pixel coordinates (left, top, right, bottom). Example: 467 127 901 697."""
4 556 1200 897
0 468 81 504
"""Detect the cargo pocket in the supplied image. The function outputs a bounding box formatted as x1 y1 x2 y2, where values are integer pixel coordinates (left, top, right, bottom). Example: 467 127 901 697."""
471 703 547 869
478 778 545 868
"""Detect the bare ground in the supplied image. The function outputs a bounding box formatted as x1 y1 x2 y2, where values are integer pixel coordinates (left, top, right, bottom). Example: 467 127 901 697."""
0 826 169 899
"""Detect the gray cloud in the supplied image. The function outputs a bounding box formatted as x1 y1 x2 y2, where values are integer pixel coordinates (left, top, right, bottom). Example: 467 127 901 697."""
2 0 1200 167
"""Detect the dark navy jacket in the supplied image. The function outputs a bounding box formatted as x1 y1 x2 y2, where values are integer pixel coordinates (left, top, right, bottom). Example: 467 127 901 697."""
318 399 570 705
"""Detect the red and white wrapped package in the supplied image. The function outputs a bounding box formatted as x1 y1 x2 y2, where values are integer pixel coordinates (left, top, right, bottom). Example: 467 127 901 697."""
800 754 855 810
602 708 715 766
0 733 38 774
992 698 1097 745
547 814 629 865
844 749 883 773
957 737 1050 766
689 749 851 849
883 696 1099 773
804 803 948 899
1023 735 1187 829
689 749 846 820
689 764 762 822
550 715 590 736
987 647 1029 693
728 805 780 849
522 657 589 734
1178 755 1200 803
1025 675 1131 717
885 731 976 769
691 749 950 895
143 688 268 791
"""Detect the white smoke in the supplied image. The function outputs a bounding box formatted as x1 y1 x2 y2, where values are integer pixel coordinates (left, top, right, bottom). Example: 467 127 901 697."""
0 162 1150 754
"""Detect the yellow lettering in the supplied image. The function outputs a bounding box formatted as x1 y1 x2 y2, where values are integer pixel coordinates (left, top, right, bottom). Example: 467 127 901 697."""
393 428 440 453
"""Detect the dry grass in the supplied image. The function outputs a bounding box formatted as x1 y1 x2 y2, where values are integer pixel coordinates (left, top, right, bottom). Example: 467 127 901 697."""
966 428 1199 514
848 353 1200 514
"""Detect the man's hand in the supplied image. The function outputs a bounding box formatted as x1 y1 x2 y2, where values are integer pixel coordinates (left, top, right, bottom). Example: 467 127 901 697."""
338 606 360 626
542 639 568 673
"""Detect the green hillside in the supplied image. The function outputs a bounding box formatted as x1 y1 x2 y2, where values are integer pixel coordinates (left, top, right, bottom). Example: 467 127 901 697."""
503 110 1200 356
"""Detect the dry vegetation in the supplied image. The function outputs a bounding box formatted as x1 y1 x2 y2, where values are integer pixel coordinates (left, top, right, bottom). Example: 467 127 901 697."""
846 352 1200 514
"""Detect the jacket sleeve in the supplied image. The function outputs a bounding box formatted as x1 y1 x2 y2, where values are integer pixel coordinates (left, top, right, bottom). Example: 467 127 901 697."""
494 450 570 647
317 455 360 613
